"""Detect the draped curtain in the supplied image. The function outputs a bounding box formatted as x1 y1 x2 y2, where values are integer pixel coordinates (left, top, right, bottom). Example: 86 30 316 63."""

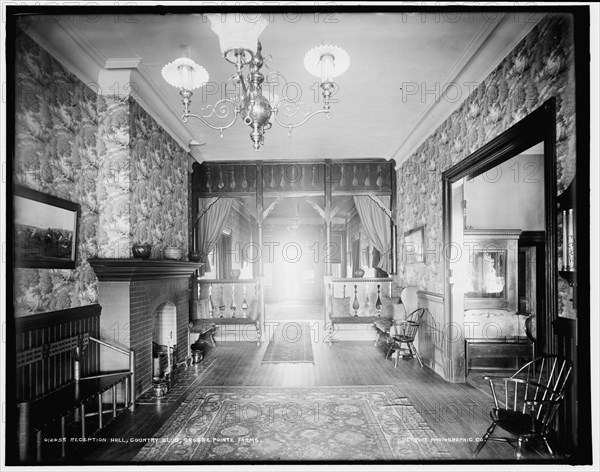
353 196 392 273
197 198 234 271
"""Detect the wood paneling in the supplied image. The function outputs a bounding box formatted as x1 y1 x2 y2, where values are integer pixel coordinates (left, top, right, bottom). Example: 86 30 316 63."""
15 305 101 401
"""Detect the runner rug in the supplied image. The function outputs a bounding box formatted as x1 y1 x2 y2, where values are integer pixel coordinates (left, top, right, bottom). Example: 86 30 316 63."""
134 385 452 462
261 321 314 364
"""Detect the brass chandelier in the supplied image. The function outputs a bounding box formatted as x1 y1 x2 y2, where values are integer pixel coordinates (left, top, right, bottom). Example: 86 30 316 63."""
162 14 349 151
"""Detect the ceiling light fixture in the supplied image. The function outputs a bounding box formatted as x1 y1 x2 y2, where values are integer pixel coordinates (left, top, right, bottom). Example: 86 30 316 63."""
162 14 349 151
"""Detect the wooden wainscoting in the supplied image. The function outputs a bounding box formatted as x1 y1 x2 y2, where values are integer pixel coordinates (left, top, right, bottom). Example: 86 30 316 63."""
15 305 101 402
417 291 448 379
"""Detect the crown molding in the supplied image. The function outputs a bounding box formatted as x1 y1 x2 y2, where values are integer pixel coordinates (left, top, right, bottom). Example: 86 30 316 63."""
392 13 545 170
128 65 198 153
23 19 200 156
23 20 105 90
105 58 142 69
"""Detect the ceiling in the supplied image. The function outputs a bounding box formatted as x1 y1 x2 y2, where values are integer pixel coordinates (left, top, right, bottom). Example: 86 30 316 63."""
22 10 541 164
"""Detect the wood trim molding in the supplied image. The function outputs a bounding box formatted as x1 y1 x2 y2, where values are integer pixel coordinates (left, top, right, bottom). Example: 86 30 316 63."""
15 304 102 332
417 290 444 303
88 259 203 281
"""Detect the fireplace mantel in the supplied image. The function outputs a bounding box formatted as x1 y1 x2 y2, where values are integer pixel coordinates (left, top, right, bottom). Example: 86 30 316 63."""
88 259 203 282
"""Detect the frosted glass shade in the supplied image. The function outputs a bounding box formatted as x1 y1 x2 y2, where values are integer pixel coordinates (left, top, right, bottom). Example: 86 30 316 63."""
162 58 209 90
304 44 350 82
208 13 268 56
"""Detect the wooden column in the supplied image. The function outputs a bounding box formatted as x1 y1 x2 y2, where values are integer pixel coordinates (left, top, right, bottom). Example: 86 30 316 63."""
325 221 332 276
390 161 398 275
256 162 264 277
324 160 333 276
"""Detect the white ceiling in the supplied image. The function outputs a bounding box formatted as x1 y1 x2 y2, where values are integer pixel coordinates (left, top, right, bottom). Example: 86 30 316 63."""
22 10 542 164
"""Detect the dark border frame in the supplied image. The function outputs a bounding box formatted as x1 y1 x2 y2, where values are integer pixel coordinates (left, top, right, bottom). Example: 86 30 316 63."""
13 185 80 269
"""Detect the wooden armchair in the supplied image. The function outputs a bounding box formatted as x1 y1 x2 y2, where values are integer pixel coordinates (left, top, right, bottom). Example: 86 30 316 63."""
385 308 426 368
473 355 573 459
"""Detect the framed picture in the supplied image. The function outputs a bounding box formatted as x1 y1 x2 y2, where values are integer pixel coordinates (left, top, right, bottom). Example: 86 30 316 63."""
403 226 425 264
14 185 80 269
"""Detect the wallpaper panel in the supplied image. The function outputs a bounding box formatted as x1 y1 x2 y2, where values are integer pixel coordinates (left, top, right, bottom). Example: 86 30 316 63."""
129 100 189 259
396 15 576 317
13 31 100 316
13 31 190 316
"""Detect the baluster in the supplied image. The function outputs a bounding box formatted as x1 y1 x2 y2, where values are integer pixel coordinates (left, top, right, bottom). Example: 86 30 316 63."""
352 284 360 317
376 165 383 189
352 165 358 187
230 284 237 318
242 166 248 189
364 165 371 187
375 284 382 316
289 165 297 189
206 167 212 191
312 164 318 187
218 170 225 190
279 166 286 188
242 286 249 318
219 285 225 318
208 284 214 318
269 165 275 188
339 164 345 188
229 168 236 189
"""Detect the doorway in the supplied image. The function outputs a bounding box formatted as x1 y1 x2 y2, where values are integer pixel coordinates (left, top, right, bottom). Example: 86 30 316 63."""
442 99 558 381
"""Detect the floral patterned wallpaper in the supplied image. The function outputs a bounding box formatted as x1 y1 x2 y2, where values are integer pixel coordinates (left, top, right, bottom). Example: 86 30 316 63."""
13 31 190 316
395 15 576 318
129 100 189 258
13 31 100 316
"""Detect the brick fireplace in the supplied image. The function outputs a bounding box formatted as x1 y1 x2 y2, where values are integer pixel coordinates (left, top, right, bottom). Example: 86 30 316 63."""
88 259 201 397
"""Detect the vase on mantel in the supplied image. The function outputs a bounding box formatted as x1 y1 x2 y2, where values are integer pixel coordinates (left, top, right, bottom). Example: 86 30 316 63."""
132 243 152 259
163 246 183 261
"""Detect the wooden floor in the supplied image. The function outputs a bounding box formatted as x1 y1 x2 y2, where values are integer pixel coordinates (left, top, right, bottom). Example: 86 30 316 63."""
60 335 546 464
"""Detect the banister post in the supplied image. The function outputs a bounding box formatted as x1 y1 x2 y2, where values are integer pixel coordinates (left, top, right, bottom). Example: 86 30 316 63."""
129 350 136 411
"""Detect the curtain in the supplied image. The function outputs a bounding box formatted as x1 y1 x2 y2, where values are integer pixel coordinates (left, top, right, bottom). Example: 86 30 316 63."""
353 196 392 273
197 198 234 271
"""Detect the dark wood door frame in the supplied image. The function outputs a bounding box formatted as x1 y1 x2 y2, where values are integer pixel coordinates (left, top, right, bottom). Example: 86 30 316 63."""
442 98 558 356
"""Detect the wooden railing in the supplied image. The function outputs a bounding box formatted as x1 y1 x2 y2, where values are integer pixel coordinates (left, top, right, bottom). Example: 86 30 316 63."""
325 277 393 320
194 278 263 320
14 305 134 462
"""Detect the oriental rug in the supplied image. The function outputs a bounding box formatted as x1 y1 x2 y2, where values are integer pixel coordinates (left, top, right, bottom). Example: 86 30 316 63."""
261 321 314 364
134 385 452 462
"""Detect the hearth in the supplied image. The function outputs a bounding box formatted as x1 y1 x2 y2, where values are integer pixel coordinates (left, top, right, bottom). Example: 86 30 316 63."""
88 259 202 397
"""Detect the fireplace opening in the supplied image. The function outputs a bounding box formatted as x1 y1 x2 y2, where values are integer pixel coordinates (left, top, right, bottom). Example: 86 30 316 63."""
152 302 178 396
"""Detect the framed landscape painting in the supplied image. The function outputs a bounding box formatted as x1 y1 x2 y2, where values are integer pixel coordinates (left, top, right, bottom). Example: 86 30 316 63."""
14 185 80 269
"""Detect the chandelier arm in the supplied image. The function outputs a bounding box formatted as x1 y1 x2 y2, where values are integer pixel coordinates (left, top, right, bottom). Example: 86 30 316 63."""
272 106 332 131
182 110 240 133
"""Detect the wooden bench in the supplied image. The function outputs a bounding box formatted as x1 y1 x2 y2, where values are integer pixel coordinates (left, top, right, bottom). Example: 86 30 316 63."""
325 278 398 344
190 278 263 346
16 332 134 462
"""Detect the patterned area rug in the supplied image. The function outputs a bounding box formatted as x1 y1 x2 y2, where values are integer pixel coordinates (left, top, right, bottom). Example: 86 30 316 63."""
261 322 314 363
134 385 452 462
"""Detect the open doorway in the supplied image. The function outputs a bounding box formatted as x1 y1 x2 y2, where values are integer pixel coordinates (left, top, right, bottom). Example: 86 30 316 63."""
461 144 545 359
263 197 327 322
442 99 558 383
